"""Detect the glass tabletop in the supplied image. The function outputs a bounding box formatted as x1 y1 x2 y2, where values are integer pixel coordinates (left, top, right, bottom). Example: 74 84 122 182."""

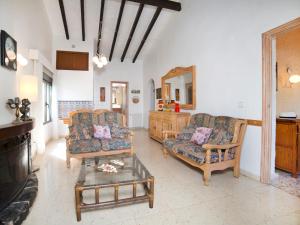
76 154 152 187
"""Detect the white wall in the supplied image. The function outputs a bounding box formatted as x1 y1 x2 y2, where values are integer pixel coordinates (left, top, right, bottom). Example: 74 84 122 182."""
53 37 94 101
94 60 144 128
143 0 300 178
0 0 54 155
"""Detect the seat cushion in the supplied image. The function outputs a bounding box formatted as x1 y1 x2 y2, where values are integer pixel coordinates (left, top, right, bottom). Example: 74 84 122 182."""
163 138 185 151
110 124 130 138
68 139 101 154
173 142 222 164
101 138 131 151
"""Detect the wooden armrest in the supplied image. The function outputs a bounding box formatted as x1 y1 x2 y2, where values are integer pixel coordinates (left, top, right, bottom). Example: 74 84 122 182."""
129 131 134 136
162 130 179 140
202 143 239 150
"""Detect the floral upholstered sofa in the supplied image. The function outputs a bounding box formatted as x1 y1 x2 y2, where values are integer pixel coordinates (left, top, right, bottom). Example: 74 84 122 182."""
163 113 247 185
65 109 133 168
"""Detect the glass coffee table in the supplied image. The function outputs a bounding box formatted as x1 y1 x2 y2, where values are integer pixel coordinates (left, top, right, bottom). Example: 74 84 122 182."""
74 154 154 221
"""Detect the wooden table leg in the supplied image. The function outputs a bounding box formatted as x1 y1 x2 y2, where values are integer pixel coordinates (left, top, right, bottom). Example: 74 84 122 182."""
149 177 154 208
75 186 82 221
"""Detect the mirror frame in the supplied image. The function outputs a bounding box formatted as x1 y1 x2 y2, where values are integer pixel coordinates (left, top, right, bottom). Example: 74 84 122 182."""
161 65 196 110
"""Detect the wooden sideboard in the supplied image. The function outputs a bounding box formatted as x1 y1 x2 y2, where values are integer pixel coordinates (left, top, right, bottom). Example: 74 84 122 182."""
149 111 190 143
276 118 300 177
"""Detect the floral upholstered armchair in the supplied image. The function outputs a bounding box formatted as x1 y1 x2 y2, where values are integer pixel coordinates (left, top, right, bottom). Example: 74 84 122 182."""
65 109 134 168
163 113 247 185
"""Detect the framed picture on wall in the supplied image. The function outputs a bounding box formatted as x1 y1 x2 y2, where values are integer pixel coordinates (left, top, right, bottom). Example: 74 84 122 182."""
156 88 161 99
100 87 105 102
0 30 17 71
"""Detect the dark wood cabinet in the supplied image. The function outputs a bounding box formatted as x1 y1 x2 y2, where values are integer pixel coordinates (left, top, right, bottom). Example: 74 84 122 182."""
276 118 300 177
56 50 89 71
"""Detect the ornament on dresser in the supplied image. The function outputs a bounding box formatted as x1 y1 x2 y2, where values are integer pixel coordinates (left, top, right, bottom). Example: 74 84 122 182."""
7 97 32 123
20 98 31 121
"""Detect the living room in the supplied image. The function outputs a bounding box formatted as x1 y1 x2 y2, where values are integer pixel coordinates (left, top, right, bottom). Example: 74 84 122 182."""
0 0 300 225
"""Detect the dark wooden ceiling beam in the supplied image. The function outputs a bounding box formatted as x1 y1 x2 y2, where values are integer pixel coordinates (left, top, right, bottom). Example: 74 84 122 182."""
96 0 105 54
109 0 126 61
121 3 144 62
58 0 69 40
127 0 181 11
80 0 85 41
133 7 161 63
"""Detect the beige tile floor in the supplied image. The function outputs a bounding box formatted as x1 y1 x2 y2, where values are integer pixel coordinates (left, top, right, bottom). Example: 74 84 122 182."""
24 129 300 225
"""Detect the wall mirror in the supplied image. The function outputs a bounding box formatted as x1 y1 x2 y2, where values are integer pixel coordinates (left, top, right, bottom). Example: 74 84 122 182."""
161 65 196 110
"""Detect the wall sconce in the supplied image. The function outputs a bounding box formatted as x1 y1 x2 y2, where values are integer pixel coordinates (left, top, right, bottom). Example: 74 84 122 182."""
17 53 28 66
287 67 300 84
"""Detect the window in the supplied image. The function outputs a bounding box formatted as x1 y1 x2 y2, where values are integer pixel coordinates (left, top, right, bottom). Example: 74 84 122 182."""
43 73 53 124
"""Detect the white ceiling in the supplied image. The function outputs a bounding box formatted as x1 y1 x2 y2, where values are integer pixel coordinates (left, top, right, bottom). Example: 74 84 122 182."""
42 0 180 61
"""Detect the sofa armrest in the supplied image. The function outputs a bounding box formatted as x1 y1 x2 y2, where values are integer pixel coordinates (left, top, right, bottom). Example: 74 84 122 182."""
202 143 239 150
162 130 179 140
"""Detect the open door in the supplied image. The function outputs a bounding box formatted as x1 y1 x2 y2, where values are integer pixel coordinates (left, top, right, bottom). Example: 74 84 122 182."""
111 81 128 125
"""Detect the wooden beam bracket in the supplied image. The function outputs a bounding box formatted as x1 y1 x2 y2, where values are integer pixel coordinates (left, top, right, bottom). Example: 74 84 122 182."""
58 0 70 40
109 0 126 61
133 7 162 63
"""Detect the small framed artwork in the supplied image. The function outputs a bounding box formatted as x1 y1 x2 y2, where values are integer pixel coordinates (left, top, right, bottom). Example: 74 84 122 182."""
100 87 105 102
0 30 17 71
175 89 180 101
156 88 161 99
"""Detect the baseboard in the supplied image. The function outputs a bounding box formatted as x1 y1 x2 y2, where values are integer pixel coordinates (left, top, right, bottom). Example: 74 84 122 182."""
240 169 260 181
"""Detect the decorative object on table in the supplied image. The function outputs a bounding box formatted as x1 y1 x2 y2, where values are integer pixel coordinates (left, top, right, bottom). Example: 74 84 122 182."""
175 88 180 101
100 87 105 102
132 96 139 104
97 163 117 173
110 159 125 167
1 30 17 71
6 97 21 123
131 89 140 94
19 98 31 121
156 88 161 99
157 100 164 111
175 103 180 112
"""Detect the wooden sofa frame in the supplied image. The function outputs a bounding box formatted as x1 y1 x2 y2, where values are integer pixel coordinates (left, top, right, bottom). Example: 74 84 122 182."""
163 119 247 185
66 109 134 168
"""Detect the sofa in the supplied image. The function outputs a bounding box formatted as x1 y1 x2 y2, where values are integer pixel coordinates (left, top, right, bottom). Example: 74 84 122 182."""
65 109 134 168
163 113 247 185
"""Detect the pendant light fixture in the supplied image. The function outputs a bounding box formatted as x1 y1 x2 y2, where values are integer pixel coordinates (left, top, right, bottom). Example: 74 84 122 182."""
93 0 107 69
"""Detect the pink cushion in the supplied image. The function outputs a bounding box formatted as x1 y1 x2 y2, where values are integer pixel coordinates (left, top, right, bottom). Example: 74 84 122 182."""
93 125 111 139
191 127 213 145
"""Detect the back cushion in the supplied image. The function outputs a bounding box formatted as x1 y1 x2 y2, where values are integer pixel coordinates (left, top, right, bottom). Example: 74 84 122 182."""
71 112 94 133
104 112 124 126
208 116 237 145
189 113 214 128
69 124 92 140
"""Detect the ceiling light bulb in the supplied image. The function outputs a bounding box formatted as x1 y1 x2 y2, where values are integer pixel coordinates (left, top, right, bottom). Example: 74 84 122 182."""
100 55 108 65
93 56 99 64
97 61 103 68
289 74 300 84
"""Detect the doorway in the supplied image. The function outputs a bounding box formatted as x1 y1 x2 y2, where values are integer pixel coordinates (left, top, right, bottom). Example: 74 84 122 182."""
149 79 155 111
261 17 300 185
111 81 128 124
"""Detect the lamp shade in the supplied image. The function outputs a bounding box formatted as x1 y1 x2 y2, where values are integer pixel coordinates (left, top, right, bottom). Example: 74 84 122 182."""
19 75 38 102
